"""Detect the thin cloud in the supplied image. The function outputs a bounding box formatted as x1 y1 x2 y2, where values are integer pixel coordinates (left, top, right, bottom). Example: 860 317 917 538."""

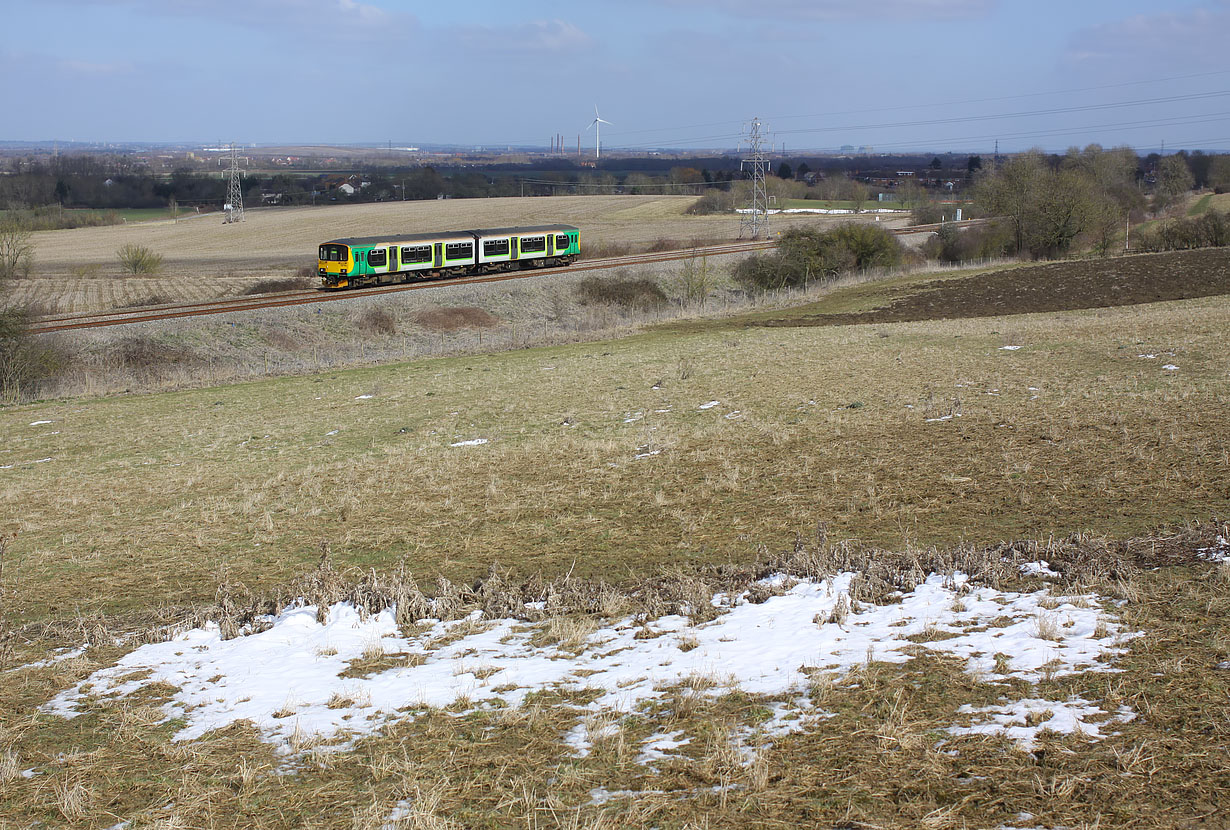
646 0 993 21
45 0 410 36
450 20 594 55
1065 4 1230 71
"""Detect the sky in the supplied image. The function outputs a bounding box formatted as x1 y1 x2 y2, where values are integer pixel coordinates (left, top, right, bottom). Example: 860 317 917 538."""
3 0 1229 153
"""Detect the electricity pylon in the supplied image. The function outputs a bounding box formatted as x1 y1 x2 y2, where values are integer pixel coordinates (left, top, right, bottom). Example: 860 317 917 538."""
224 143 244 223
739 117 770 239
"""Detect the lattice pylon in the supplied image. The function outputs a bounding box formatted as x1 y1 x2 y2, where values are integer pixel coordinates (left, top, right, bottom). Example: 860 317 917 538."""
224 144 244 224
739 117 769 240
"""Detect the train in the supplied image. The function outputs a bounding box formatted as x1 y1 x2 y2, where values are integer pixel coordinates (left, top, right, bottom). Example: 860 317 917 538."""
318 224 580 289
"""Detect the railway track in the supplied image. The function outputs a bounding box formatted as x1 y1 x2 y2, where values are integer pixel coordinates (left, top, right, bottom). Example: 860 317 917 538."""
28 220 981 334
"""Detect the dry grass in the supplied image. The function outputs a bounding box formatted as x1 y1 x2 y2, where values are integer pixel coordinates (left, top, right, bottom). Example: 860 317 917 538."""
1 534 1228 827
0 241 1227 825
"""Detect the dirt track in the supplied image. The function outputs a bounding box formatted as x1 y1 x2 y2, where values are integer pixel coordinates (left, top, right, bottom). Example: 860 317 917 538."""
759 248 1230 327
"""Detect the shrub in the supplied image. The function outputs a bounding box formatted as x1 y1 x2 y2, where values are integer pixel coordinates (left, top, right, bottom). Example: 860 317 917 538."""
0 309 71 401
243 276 313 295
1136 209 1230 252
411 307 499 332
116 244 163 274
574 274 668 311
357 308 397 335
921 220 1014 263
911 201 944 226
686 190 736 215
115 335 200 368
734 224 903 290
0 218 34 281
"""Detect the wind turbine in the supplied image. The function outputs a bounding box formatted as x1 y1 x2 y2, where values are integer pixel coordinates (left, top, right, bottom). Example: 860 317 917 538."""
587 106 612 159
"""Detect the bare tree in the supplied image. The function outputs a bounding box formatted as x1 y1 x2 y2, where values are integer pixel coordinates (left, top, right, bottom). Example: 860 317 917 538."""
0 217 33 281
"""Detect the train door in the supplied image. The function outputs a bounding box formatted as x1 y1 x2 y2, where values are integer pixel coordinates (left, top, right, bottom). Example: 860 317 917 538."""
433 243 443 268
510 236 519 263
388 246 397 277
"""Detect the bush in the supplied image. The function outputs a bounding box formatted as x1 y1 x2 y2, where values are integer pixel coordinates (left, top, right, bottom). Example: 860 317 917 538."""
921 220 1014 263
1137 209 1230 252
686 190 736 215
0 309 71 401
357 307 397 335
0 218 34 281
243 275 313 295
411 307 499 332
574 274 668 311
734 224 903 290
116 243 163 274
115 335 201 368
911 201 944 226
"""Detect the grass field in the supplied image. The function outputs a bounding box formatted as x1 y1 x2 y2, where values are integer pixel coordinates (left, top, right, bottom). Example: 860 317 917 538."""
1 249 1228 827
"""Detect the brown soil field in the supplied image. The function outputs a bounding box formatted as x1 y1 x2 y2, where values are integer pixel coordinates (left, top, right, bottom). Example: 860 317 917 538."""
755 247 1230 327
10 196 907 314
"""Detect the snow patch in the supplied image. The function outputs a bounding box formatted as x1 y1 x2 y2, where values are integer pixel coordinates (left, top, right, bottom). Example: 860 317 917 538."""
698 400 721 410
949 697 1136 749
44 573 1135 756
449 438 488 447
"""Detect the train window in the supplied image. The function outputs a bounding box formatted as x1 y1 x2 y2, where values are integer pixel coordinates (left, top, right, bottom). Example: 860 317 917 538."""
368 248 387 267
401 245 432 263
555 235 569 249
483 239 510 257
445 242 474 260
520 236 546 253
319 245 347 261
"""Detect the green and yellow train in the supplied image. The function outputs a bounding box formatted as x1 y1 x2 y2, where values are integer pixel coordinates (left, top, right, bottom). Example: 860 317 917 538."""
318 224 580 289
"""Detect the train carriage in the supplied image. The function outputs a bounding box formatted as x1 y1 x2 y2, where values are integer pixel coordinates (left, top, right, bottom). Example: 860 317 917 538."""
319 225 579 289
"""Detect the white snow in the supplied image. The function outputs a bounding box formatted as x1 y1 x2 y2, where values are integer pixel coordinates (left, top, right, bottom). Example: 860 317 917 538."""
354 394 374 400
949 697 1135 749
29 420 53 426
1162 364 1179 371
449 438 488 447
44 572 1135 756
998 346 1022 351
1198 536 1230 563
1018 561 1060 578
698 400 721 410
636 730 691 766
7 643 88 672
0 457 53 470
1138 354 1158 359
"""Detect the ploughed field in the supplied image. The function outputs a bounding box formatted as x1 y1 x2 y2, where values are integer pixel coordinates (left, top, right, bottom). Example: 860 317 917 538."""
755 247 1230 326
0 249 1228 829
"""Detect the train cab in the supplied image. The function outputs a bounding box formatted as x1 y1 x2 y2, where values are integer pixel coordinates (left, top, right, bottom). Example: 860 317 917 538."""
318 242 352 288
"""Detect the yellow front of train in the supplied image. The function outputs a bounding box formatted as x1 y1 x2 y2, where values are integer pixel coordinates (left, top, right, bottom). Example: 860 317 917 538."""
318 242 353 289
